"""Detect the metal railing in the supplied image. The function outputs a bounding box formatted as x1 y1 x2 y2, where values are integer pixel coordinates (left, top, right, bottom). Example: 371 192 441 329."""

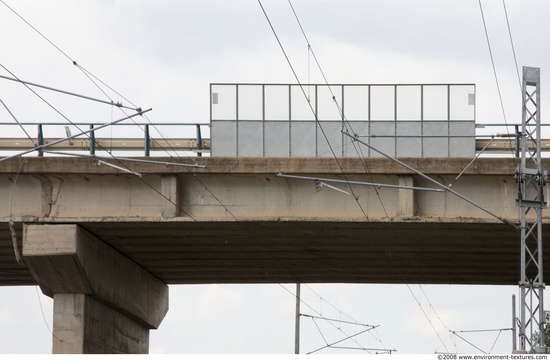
0 122 210 157
1 121 549 159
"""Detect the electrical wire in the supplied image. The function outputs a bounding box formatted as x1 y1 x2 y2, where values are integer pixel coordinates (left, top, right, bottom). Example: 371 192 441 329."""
477 0 513 145
0 99 35 143
0 1 226 221
265 0 458 352
0 3 318 354
0 64 199 220
34 286 63 342
502 0 522 92
281 1 520 352
0 0 196 161
258 0 370 221
283 1 463 352
278 284 390 353
303 284 395 351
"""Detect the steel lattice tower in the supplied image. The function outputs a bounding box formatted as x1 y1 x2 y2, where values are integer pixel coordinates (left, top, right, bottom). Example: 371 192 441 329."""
516 66 547 352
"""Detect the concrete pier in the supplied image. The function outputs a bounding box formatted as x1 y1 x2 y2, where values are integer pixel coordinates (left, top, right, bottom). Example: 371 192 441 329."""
22 224 169 354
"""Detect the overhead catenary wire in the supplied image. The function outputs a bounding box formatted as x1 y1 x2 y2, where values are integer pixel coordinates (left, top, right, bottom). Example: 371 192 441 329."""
477 0 514 147
284 1 522 352
302 284 395 352
43 151 206 168
0 68 200 220
0 1 195 161
1 1 520 352
0 2 236 221
257 0 370 221
0 98 35 145
0 74 138 111
278 284 391 353
274 0 459 352
448 137 496 187
0 3 320 353
0 109 150 164
502 0 522 92
450 327 511 354
285 1 488 351
452 331 488 354
288 0 393 218
344 131 517 228
277 173 444 193
259 1 403 351
2 0 239 223
308 323 380 354
1 58 207 220
35 287 62 342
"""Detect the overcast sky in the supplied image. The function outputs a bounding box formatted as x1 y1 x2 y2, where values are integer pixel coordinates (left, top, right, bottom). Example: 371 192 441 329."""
1 0 550 355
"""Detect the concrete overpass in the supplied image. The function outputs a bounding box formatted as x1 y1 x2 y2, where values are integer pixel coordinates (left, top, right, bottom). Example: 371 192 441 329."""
0 156 545 352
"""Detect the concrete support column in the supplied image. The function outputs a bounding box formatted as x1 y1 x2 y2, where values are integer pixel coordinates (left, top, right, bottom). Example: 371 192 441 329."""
161 174 179 218
22 224 168 354
398 175 415 218
52 294 150 353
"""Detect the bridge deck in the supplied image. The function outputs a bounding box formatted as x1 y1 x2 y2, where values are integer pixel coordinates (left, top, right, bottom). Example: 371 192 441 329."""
0 157 546 286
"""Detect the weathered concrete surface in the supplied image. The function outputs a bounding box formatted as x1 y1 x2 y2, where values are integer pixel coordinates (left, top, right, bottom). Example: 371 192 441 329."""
0 157 547 286
53 294 149 354
23 224 168 329
22 224 168 354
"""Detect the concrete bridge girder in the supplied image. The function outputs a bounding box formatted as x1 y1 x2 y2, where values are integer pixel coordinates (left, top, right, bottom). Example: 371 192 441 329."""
0 173 522 221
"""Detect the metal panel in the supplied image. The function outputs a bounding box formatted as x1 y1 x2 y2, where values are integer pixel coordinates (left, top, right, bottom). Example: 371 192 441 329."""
343 121 369 158
211 85 237 121
423 121 448 157
396 122 422 157
237 121 264 157
449 121 475 157
317 121 344 157
370 121 396 158
211 120 237 156
264 121 290 157
291 121 316 157
210 83 476 159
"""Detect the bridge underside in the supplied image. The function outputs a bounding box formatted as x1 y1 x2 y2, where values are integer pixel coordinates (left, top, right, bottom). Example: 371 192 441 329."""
0 219 533 286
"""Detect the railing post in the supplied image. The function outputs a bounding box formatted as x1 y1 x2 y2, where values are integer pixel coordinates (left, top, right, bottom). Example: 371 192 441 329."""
37 124 44 157
196 124 203 157
89 124 95 155
144 124 150 157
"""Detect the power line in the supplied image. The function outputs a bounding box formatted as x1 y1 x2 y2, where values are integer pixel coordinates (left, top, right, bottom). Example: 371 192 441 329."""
259 0 371 220
303 284 395 352
0 99 35 144
287 0 394 217
281 1 522 352
273 1 478 352
477 0 511 134
0 0 232 220
0 0 73 64
279 284 391 353
0 0 193 161
502 0 522 92
276 1 464 352
0 64 202 220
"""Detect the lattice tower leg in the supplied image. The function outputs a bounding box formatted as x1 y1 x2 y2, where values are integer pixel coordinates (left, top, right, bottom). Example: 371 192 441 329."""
515 66 547 352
